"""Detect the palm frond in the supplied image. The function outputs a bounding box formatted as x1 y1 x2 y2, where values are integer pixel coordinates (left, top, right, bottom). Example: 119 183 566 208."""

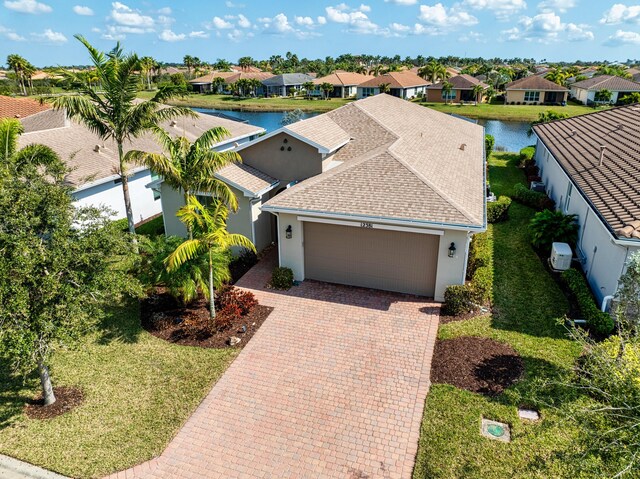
12 144 65 179
165 239 204 271
193 127 232 150
0 118 24 163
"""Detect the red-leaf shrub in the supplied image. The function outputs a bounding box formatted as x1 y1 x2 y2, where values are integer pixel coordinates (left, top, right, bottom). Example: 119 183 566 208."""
216 286 258 318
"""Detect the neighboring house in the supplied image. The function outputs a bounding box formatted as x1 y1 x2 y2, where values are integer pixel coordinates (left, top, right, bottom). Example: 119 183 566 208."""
262 73 315 97
426 75 488 103
356 72 429 100
0 94 51 119
3 95 264 225
505 76 569 105
189 72 237 93
570 75 640 105
189 71 275 95
532 105 640 305
164 94 486 300
312 71 373 98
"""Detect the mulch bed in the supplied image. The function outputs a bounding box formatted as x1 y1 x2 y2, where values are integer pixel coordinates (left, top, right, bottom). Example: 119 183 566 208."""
140 290 273 349
431 336 524 396
439 307 489 324
25 386 84 420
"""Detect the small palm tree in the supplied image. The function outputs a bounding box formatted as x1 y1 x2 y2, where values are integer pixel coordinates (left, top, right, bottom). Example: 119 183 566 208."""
166 196 255 320
442 81 454 104
211 76 226 94
472 84 485 105
320 82 334 100
48 35 195 239
379 83 391 94
302 81 315 100
594 89 613 104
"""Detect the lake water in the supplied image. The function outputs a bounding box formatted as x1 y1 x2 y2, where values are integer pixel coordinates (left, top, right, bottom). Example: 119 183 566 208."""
195 108 532 153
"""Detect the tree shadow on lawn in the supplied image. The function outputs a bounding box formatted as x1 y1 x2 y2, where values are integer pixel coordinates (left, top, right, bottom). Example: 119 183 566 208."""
95 301 143 345
0 355 38 428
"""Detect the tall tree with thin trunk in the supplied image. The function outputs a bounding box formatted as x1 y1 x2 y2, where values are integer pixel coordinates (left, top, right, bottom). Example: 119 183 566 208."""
0 118 140 406
47 36 195 242
442 81 454 104
166 197 255 320
7 54 27 96
472 84 485 105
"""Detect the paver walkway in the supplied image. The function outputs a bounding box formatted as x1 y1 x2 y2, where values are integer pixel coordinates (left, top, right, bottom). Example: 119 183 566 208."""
108 253 440 479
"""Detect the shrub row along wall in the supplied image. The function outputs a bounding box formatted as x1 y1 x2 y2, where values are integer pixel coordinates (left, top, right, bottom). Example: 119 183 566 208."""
487 196 512 223
562 268 615 335
512 183 555 211
444 231 493 316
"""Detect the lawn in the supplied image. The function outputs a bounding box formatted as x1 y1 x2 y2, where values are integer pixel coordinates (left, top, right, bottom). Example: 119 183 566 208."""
412 153 590 478
137 91 352 112
0 303 237 478
418 101 602 122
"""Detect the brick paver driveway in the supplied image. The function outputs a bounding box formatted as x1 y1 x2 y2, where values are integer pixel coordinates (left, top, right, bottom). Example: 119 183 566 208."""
109 254 439 479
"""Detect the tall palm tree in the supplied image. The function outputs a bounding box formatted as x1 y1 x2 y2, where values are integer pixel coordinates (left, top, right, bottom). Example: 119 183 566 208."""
419 60 444 84
183 55 194 77
212 76 226 94
302 81 315 99
7 54 27 96
320 82 334 99
124 126 241 235
238 56 255 71
472 84 485 105
379 83 391 94
139 56 155 90
442 81 454 104
166 196 255 320
48 35 195 240
545 67 568 86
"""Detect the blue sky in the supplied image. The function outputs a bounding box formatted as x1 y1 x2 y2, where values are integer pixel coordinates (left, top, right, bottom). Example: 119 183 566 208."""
1 0 638 66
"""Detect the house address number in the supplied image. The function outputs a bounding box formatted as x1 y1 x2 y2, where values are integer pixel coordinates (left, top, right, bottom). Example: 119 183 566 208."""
360 222 374 228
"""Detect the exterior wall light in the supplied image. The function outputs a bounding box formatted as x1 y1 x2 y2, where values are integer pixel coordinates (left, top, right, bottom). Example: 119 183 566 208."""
285 225 292 239
448 242 456 258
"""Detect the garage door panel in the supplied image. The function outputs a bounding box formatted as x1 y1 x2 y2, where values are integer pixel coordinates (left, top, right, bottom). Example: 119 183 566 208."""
303 222 439 296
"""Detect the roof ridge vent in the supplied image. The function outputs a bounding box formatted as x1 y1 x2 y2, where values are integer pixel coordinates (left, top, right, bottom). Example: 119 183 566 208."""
599 145 607 167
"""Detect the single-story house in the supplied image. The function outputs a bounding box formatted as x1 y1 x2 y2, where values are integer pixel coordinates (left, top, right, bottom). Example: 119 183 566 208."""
532 104 640 306
166 94 486 300
356 72 429 100
189 72 237 93
505 76 569 105
312 71 373 98
570 75 640 105
4 95 265 225
189 71 275 95
262 73 315 97
426 74 488 103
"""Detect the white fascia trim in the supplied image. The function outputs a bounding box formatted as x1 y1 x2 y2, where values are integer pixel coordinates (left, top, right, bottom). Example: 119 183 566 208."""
145 178 163 189
234 126 344 155
297 216 444 236
262 206 485 232
74 166 148 193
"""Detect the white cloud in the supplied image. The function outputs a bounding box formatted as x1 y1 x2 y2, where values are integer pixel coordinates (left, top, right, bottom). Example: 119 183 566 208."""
0 25 26 40
418 3 478 27
227 28 253 42
325 3 386 34
538 0 576 13
460 30 486 42
389 22 411 32
189 30 209 38
463 0 526 19
32 28 67 43
317 15 327 24
237 13 251 28
502 12 592 42
158 29 185 41
72 5 93 15
385 0 418 5
110 2 154 28
4 0 51 14
157 7 171 15
605 29 640 45
295 16 315 26
225 0 245 7
259 13 321 38
212 15 233 29
600 4 640 25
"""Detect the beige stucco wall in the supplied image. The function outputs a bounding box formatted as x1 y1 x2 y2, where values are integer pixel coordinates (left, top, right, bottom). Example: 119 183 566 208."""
241 133 322 183
277 213 305 280
252 194 274 252
506 90 568 104
161 183 188 237
426 88 461 103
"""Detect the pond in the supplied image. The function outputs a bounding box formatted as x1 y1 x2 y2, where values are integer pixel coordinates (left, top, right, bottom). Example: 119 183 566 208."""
195 108 532 153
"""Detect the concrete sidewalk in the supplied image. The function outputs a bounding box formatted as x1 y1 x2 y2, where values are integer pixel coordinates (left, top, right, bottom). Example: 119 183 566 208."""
0 455 68 479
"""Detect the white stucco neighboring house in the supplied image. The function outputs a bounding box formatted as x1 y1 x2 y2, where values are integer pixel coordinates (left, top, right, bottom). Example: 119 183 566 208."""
162 94 486 301
532 104 640 306
570 75 640 105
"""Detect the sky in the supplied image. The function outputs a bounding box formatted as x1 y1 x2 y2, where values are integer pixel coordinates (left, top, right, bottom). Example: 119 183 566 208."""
0 0 639 67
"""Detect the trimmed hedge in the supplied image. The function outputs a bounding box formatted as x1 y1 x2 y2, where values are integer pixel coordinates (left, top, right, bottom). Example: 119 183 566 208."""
562 268 615 335
487 196 512 223
467 232 491 277
513 183 555 211
271 267 294 290
519 146 536 162
443 285 476 316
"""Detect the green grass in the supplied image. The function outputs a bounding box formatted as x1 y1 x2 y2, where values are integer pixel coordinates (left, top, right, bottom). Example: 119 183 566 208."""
418 101 603 122
137 91 353 112
412 153 588 479
135 215 165 237
0 304 237 478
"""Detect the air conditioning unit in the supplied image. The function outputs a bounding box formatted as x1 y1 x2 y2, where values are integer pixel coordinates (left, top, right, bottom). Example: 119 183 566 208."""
530 181 546 193
550 242 573 271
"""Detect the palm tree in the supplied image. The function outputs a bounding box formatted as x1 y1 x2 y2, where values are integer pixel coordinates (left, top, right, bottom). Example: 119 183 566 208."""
472 84 485 105
419 60 447 84
379 83 391 94
369 64 383 77
183 55 194 77
140 56 155 90
442 81 454 104
320 82 334 100
594 89 613 104
7 54 27 96
545 67 568 86
166 196 255 320
238 56 255 72
48 35 195 240
125 126 241 234
354 65 367 75
302 81 315 100
212 76 226 94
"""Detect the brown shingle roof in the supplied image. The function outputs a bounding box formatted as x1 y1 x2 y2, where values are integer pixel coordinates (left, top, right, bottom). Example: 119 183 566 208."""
215 163 278 197
263 94 485 228
0 95 51 119
17 111 264 188
426 74 488 90
506 76 568 91
571 75 640 92
358 71 429 89
313 71 373 86
284 114 351 152
533 104 640 239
